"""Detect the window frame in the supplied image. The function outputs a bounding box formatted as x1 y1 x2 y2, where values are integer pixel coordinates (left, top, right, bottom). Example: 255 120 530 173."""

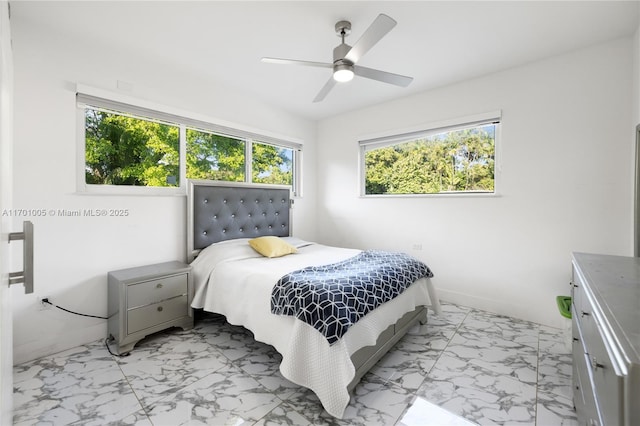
358 111 501 197
76 86 303 196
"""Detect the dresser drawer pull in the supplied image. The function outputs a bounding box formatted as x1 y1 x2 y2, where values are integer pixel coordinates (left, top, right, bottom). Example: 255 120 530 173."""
590 356 605 370
157 306 163 312
156 283 163 289
581 311 590 317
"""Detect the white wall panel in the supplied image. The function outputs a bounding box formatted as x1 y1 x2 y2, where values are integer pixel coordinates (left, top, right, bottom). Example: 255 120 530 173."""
317 38 633 328
10 20 317 363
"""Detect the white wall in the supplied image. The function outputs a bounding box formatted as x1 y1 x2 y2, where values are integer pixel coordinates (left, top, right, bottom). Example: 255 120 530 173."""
316 38 634 328
10 19 317 363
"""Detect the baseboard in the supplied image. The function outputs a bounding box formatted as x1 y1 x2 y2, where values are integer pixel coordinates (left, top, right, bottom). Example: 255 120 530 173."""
436 288 563 329
13 288 563 365
13 322 107 365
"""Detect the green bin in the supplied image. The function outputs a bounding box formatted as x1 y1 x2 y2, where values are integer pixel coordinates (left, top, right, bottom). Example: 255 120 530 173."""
556 296 572 319
556 295 572 351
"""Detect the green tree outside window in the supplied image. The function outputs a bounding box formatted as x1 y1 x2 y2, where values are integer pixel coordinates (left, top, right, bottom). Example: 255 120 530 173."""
185 128 245 182
85 107 296 189
364 125 495 195
85 109 180 187
252 142 293 185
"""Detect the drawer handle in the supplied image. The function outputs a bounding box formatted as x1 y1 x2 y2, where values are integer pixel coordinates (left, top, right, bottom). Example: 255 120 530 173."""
157 306 163 312
156 283 163 289
581 311 590 317
590 356 605 370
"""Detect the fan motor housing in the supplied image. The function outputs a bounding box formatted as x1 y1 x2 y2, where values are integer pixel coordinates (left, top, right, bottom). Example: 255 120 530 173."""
333 43 353 64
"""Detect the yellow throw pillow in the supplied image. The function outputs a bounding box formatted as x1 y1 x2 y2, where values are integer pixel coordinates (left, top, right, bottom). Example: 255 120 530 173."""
249 236 297 258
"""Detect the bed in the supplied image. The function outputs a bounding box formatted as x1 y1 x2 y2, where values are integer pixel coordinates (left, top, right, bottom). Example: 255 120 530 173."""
186 180 441 418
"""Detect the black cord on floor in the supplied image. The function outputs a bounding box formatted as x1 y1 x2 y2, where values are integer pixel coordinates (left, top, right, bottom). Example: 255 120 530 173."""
104 337 129 358
40 298 127 358
41 298 108 319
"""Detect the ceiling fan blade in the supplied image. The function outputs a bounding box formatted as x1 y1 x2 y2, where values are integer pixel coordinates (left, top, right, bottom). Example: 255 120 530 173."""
344 14 396 64
313 77 337 103
354 65 413 87
261 57 332 69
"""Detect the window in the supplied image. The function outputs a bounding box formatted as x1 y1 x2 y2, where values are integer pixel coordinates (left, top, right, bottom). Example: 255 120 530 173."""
360 114 499 196
186 128 245 182
252 141 293 186
84 108 180 187
77 92 303 195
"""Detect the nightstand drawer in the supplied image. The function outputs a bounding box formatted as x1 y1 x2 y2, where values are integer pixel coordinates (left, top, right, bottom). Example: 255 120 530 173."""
127 295 189 334
127 273 188 308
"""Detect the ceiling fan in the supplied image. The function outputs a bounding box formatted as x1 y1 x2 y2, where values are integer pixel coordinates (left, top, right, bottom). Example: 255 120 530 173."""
261 13 413 103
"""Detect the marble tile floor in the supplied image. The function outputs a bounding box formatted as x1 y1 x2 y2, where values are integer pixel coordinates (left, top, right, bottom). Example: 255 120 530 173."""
13 302 578 425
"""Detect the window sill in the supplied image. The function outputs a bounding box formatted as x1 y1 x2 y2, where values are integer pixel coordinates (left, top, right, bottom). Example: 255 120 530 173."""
76 184 187 197
360 192 501 199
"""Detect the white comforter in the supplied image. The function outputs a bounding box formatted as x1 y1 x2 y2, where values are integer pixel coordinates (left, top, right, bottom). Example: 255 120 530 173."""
190 238 440 418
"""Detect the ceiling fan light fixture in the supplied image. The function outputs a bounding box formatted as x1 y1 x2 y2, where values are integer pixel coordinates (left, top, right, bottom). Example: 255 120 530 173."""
333 63 354 82
262 14 412 102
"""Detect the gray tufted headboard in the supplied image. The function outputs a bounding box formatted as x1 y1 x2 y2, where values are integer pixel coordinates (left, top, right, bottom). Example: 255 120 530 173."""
187 180 292 261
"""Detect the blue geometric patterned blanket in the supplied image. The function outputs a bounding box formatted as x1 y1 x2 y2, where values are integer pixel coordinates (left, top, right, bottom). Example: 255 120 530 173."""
270 250 434 345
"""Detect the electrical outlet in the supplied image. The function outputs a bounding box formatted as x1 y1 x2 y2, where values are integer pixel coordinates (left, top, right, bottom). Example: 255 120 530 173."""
412 244 423 251
37 295 51 310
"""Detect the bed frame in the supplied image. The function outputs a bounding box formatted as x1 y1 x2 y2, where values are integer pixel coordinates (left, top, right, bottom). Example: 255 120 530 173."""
186 179 428 393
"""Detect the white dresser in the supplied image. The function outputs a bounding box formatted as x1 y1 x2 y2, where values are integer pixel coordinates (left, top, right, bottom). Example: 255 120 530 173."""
107 261 193 355
571 253 640 426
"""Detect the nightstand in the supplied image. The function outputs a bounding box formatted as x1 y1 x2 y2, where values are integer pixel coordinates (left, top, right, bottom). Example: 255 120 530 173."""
107 261 193 355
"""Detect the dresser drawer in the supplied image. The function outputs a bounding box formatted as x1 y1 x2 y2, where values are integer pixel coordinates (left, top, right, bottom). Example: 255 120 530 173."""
572 308 602 425
573 344 599 424
572 318 587 413
127 295 189 334
581 311 624 425
127 273 188 308
571 266 586 317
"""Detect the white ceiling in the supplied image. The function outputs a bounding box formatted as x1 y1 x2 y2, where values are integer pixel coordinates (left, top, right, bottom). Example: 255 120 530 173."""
10 1 640 121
